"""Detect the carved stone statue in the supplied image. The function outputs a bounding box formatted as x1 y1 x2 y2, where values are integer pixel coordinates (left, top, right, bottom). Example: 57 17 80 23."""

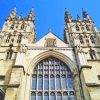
89 48 96 59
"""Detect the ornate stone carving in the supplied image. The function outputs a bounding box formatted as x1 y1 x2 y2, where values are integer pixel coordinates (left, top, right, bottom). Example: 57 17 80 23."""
45 38 56 47
89 47 96 59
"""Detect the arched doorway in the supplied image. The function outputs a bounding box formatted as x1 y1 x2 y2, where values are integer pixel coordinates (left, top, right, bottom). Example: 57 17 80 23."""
31 57 75 100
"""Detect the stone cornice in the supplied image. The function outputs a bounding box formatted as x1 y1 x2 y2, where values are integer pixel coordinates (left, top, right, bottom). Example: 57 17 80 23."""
8 84 20 88
86 83 100 87
87 59 100 61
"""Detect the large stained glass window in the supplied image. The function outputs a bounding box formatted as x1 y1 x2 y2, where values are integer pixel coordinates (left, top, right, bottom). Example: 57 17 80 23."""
31 57 75 100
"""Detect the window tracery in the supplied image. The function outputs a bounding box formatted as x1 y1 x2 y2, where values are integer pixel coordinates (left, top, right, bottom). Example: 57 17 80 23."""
31 57 75 100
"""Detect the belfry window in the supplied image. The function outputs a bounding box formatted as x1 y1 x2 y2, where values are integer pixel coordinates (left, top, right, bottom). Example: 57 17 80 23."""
31 57 75 100
79 35 84 44
86 25 90 31
90 35 95 43
76 25 80 31
10 24 14 29
6 50 13 59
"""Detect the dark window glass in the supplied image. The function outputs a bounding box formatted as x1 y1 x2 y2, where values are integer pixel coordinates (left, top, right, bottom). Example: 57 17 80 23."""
6 51 13 59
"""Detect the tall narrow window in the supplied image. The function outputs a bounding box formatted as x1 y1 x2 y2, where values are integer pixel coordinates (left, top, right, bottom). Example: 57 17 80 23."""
62 75 67 90
68 74 73 89
76 25 80 31
90 35 95 43
6 50 13 59
56 75 61 90
86 25 90 31
32 75 37 90
50 75 55 90
10 24 14 29
38 75 43 90
44 75 49 90
79 35 84 44
31 57 75 100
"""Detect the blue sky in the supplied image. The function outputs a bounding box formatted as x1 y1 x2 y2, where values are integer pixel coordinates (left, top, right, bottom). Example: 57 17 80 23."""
0 0 100 40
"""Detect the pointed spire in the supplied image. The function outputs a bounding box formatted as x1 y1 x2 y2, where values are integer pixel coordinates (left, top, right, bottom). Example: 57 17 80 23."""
7 7 16 20
77 14 83 25
82 8 88 18
65 8 72 23
28 7 35 21
77 14 80 20
82 8 92 22
18 12 23 21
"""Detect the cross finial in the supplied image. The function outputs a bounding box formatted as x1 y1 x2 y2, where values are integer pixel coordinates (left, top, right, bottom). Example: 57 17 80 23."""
48 27 52 32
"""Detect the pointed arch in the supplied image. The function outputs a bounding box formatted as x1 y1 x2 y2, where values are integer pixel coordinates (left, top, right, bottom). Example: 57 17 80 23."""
27 51 77 74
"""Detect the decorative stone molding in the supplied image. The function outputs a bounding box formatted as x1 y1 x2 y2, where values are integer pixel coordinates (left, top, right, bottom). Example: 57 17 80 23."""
79 65 92 74
86 83 100 87
13 65 25 75
87 59 100 61
8 84 20 88
45 38 56 47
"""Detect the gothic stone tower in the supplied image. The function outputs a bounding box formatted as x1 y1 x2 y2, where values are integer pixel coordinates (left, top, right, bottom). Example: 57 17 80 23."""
0 8 36 100
64 9 100 99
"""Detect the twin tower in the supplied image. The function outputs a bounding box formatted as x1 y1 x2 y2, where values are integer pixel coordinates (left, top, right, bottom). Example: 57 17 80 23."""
0 7 100 100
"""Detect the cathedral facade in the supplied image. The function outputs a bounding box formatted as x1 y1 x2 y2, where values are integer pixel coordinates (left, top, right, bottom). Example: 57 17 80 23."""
0 8 100 100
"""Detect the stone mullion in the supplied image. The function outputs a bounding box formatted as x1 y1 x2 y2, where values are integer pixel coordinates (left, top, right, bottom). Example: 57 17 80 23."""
48 59 50 100
60 62 63 100
43 62 44 100
66 71 70 100
54 59 57 100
